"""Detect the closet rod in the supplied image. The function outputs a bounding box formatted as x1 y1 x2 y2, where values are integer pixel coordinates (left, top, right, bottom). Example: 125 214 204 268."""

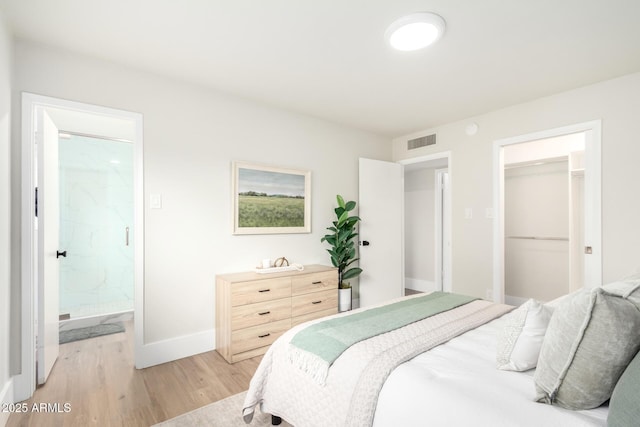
58 130 133 144
507 236 569 241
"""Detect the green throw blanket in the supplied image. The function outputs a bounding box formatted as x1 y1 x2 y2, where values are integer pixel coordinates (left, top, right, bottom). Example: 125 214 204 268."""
289 291 477 383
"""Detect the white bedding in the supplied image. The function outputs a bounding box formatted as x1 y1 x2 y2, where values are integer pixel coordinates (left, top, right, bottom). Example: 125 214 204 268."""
373 314 609 427
244 298 511 426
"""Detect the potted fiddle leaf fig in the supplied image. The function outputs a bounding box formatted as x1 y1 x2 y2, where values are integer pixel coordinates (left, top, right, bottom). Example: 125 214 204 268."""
321 195 362 311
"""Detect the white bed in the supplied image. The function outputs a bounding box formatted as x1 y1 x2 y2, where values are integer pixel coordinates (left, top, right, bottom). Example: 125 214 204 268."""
243 294 609 426
373 314 608 426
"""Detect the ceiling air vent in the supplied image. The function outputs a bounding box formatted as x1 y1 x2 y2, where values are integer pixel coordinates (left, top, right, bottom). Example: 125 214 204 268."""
407 133 436 150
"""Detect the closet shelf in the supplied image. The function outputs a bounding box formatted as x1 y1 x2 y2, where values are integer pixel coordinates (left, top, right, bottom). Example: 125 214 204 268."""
506 236 569 241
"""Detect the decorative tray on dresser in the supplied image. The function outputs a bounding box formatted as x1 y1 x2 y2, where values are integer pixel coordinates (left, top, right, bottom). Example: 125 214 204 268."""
215 264 338 363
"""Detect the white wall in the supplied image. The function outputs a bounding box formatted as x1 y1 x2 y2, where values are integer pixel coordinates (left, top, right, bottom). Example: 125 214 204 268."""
393 72 640 298
404 168 435 292
0 9 13 425
10 40 390 363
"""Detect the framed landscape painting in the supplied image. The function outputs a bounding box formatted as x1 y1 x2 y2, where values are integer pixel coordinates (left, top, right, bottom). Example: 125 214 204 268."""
232 162 311 234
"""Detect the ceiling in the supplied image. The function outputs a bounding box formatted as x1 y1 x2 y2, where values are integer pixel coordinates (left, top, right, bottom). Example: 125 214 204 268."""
2 0 640 137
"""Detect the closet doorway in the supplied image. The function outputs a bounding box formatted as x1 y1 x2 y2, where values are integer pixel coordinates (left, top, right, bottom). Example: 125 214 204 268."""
503 134 583 304
493 121 602 304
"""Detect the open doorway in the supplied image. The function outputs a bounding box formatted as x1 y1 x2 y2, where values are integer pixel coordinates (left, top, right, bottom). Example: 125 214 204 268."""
400 152 452 295
357 153 452 308
493 121 602 304
16 93 143 401
503 133 584 305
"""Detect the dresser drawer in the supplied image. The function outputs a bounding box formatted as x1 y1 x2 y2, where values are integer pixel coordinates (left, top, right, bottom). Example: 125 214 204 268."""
292 307 337 327
231 298 291 331
231 277 291 306
291 288 338 317
231 318 291 355
292 271 338 296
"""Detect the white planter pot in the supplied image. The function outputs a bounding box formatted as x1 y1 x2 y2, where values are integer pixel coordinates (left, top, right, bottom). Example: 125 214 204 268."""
339 287 352 312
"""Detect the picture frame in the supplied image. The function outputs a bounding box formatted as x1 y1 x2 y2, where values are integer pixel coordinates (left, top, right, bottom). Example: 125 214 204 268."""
232 161 311 235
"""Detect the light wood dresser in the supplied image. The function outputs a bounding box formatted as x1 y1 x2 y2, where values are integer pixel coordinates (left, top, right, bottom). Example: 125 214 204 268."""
215 264 338 363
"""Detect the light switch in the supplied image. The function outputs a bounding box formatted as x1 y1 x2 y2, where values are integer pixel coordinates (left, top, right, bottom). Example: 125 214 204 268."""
150 194 162 209
465 208 473 219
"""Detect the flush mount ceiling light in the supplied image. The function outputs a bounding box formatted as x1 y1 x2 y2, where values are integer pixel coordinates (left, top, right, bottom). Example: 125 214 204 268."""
385 12 446 51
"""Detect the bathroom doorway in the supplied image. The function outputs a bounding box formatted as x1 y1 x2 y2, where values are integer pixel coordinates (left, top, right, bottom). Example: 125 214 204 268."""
16 93 143 400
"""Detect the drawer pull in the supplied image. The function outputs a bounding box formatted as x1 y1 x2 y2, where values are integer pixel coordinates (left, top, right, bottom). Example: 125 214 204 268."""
312 281 322 284
258 289 271 293
312 300 322 305
258 311 271 316
258 333 271 338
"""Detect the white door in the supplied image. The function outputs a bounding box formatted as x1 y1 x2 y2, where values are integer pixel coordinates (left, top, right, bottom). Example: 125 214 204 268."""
358 158 404 307
36 108 60 384
435 169 451 292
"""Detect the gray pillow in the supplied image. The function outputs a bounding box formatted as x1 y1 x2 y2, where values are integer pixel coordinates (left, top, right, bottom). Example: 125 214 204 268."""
608 350 640 427
534 287 640 410
602 274 640 309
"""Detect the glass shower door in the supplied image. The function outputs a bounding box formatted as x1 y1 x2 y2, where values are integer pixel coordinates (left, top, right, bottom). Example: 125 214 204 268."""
58 134 134 319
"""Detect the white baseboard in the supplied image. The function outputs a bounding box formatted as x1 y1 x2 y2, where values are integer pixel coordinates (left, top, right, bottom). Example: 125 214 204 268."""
505 295 529 306
1 377 14 427
405 278 437 293
59 311 134 332
135 328 215 369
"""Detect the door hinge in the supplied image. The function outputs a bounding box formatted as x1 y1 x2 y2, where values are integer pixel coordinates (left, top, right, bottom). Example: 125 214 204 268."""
34 187 38 217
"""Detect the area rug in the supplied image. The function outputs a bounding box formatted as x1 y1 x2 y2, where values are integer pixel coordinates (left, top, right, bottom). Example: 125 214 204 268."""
154 391 293 427
59 322 125 344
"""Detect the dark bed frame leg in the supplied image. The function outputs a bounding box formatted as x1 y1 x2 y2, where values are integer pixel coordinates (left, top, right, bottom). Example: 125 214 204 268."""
271 415 282 425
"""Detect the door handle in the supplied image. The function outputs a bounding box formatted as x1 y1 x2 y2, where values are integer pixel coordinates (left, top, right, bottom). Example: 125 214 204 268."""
56 250 67 258
360 240 370 246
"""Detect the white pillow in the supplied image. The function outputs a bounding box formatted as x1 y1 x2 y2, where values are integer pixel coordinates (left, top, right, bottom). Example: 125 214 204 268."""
496 299 553 371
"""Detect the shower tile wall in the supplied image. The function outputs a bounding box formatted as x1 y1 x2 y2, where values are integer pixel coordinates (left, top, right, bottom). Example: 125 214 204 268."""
59 135 134 318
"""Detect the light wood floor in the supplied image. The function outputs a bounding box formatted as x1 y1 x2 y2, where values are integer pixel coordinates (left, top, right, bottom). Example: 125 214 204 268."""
8 321 261 426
